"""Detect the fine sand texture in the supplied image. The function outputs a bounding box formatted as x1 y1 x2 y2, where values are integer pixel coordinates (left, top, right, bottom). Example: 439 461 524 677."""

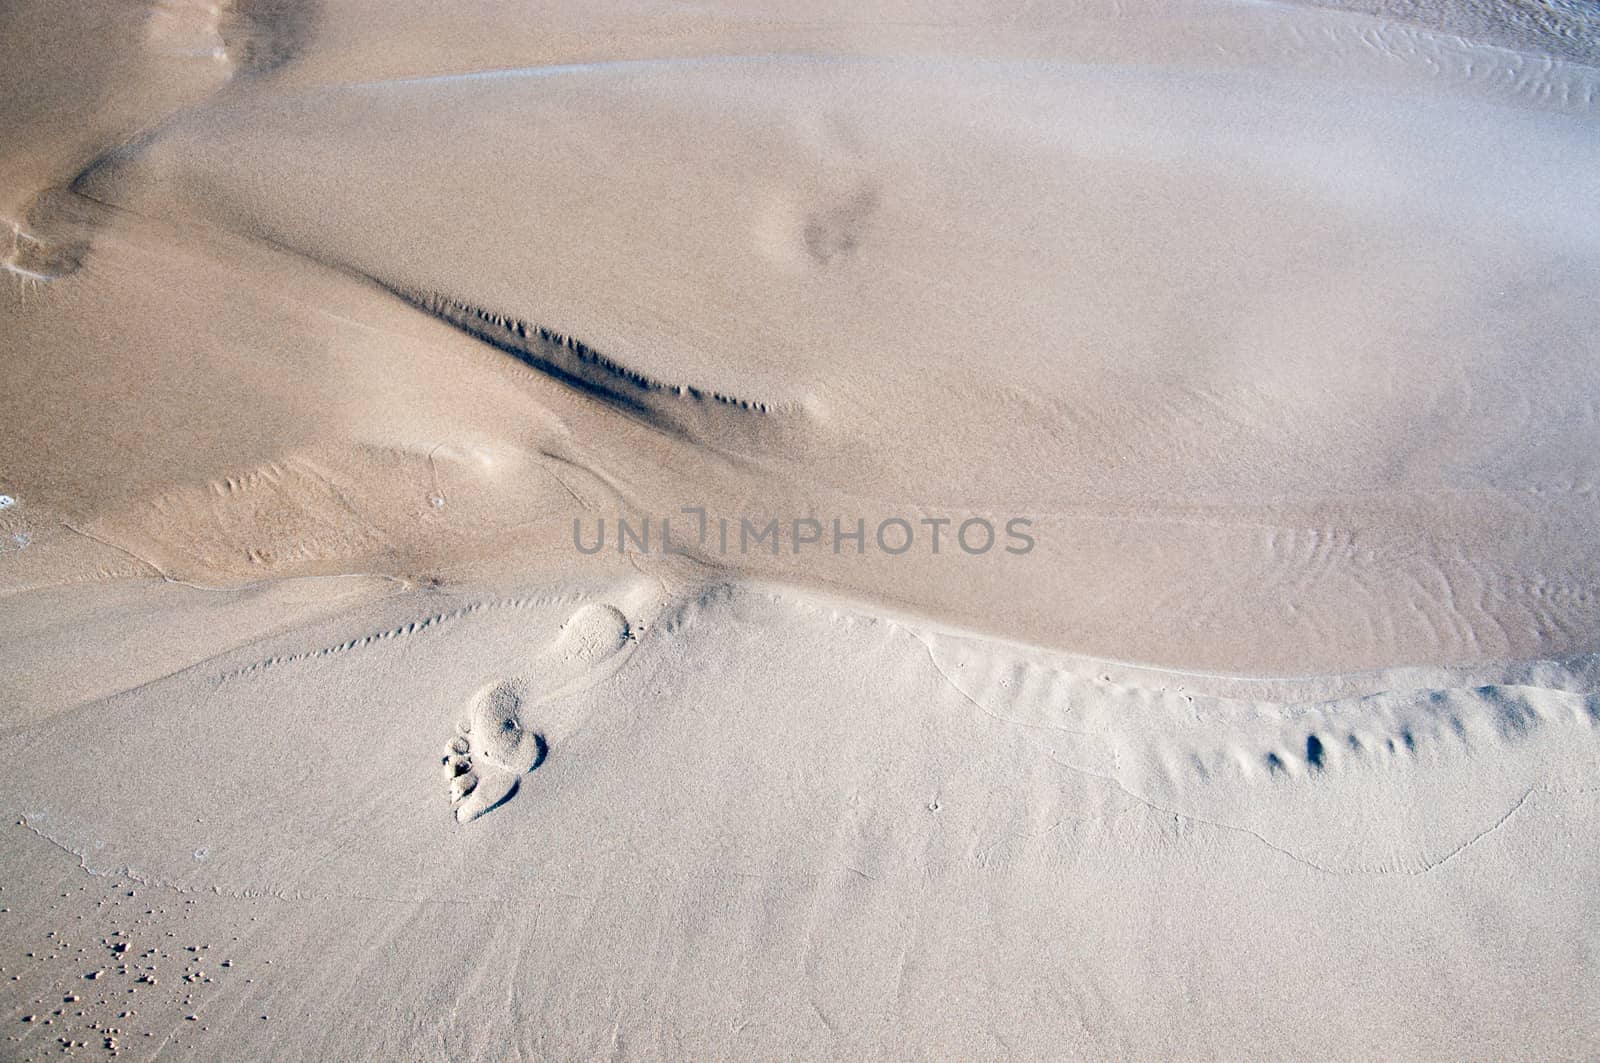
2 1 1598 1059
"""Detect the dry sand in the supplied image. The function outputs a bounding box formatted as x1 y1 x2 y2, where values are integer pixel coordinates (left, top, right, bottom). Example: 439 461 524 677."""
2 1 1598 1059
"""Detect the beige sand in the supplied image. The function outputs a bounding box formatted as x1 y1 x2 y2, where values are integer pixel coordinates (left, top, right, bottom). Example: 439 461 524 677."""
2 1 1598 1058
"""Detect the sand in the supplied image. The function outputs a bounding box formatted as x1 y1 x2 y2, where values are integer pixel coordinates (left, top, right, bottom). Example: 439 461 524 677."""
2 1 1598 1059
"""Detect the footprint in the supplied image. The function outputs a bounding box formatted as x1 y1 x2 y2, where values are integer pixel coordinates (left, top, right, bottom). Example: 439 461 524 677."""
444 602 634 823
216 0 320 76
3 191 97 284
141 0 318 75
756 179 881 269
442 718 524 825
550 602 632 668
801 181 879 265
